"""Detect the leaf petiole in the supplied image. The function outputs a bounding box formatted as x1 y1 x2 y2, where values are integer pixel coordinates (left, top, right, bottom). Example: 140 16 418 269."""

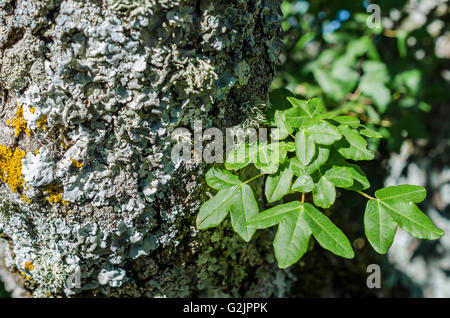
243 173 265 185
357 190 376 200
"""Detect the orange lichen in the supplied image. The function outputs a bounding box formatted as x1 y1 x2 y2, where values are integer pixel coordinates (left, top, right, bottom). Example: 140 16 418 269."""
44 184 69 205
24 262 34 271
70 158 83 168
7 102 31 136
36 115 47 131
0 145 26 192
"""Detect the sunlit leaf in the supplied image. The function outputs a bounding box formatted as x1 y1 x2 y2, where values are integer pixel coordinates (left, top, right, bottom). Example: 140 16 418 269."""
364 200 397 254
324 166 354 188
274 207 312 268
225 143 257 170
364 185 444 253
197 186 237 229
335 125 374 160
230 184 259 242
205 168 241 190
307 122 342 145
248 201 302 229
360 126 383 139
332 116 360 128
303 203 354 258
312 176 336 208
295 130 316 165
291 173 314 193
265 165 294 203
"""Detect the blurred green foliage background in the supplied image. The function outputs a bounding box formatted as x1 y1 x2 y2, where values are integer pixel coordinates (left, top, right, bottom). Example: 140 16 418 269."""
272 0 449 153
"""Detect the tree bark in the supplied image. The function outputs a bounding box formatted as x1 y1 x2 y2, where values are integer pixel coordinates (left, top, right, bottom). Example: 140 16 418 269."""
0 0 287 297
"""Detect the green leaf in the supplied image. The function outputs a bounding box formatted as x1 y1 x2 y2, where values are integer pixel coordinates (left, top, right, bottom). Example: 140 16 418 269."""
197 186 237 229
255 142 288 174
305 146 330 175
292 174 314 193
332 116 360 128
324 166 354 188
317 111 338 120
295 130 316 166
287 97 315 117
265 165 294 203
312 176 336 208
271 110 293 140
248 201 302 229
327 151 370 190
225 143 257 170
307 122 342 145
285 142 296 152
360 126 383 139
335 125 374 161
343 163 370 191
307 97 326 114
205 168 241 190
374 186 443 239
303 203 354 258
364 200 397 254
375 185 426 203
364 185 443 253
283 105 313 128
274 207 312 268
289 158 305 177
230 184 258 242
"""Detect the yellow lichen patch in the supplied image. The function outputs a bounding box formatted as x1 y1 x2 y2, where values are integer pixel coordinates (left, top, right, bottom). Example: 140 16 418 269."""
44 184 69 205
24 262 34 271
35 149 40 155
70 158 83 168
61 141 68 150
29 107 35 114
36 115 47 131
21 194 32 204
20 272 31 280
0 145 26 192
7 102 31 136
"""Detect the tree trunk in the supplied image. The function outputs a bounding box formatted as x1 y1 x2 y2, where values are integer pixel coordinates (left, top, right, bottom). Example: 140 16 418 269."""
0 0 287 297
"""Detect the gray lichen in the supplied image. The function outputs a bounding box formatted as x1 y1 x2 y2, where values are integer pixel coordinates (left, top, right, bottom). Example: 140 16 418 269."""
0 0 287 297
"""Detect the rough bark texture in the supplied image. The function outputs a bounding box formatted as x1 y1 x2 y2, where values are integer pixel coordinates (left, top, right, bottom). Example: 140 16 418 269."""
0 0 288 297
